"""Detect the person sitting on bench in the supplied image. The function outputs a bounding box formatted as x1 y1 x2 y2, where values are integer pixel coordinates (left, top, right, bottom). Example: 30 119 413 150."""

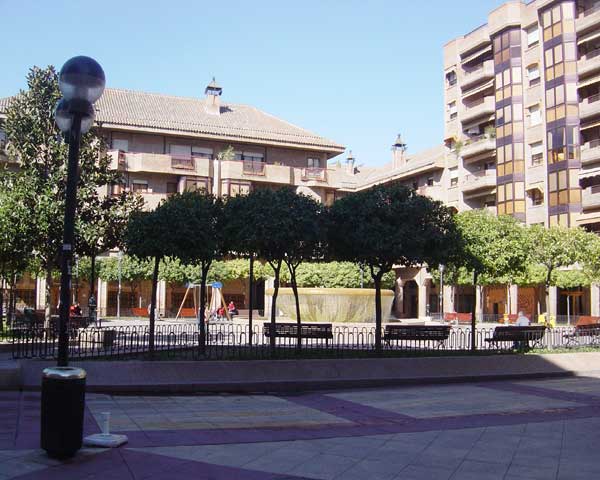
514 311 529 349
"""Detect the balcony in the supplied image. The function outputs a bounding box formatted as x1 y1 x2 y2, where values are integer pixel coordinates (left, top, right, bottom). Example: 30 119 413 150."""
461 96 495 124
108 150 212 177
461 61 494 90
580 93 600 120
459 24 490 57
577 5 600 33
460 134 496 159
461 169 496 194
578 48 600 77
221 160 292 185
581 139 600 164
526 164 545 187
416 185 444 202
527 205 546 225
140 193 169 210
301 167 327 182
582 187 600 210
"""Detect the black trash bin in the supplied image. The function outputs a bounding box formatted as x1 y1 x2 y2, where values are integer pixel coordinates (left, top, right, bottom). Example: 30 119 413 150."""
41 367 86 458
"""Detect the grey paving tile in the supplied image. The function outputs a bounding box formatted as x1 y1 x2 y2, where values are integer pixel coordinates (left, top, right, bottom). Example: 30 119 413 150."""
287 453 359 480
393 464 454 480
506 462 558 480
450 459 509 480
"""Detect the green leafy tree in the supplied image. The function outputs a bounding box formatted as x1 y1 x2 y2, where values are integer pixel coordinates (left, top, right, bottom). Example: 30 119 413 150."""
327 183 459 351
528 225 589 316
452 211 530 349
2 66 126 323
124 209 172 355
158 191 223 353
281 192 322 348
97 256 154 308
0 172 32 327
221 192 266 345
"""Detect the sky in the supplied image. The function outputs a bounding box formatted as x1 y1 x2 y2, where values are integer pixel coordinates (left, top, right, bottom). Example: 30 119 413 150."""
0 0 506 167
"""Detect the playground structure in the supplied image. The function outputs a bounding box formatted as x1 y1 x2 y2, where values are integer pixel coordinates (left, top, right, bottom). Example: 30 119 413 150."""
175 282 231 321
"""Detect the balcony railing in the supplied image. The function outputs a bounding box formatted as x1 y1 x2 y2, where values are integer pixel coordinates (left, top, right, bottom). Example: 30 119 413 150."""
242 160 266 176
171 155 196 170
463 169 496 183
301 167 327 182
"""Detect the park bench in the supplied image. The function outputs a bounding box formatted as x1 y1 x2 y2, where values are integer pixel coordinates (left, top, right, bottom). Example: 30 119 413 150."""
383 325 451 348
485 325 546 349
263 322 333 346
563 323 600 347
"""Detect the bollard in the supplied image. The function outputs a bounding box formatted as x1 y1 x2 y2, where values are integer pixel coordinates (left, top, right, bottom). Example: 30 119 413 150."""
41 367 86 458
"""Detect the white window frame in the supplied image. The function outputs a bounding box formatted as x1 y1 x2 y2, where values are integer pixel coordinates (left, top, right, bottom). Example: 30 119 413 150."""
526 25 539 47
529 104 542 126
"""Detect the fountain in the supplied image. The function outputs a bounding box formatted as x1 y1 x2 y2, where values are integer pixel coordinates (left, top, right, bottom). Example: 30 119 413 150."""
265 287 394 323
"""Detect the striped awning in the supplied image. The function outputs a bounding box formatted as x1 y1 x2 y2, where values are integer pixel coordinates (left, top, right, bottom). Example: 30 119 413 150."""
462 80 494 98
461 45 492 64
579 73 600 89
579 167 600 188
578 30 600 45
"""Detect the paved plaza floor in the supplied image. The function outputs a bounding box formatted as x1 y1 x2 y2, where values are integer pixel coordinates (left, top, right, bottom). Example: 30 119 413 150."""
2 376 600 479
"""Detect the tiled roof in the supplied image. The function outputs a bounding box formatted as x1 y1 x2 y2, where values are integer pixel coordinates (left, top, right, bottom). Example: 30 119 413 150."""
0 89 344 152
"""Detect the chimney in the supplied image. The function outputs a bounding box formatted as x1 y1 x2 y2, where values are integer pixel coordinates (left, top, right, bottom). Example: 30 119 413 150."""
346 150 355 175
392 133 407 168
204 77 222 115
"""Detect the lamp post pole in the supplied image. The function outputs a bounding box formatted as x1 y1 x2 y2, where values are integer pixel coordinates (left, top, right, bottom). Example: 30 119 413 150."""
117 251 122 320
57 115 82 366
439 264 445 321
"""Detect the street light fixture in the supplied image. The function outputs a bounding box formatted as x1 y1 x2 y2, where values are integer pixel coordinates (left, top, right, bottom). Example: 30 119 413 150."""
54 56 105 367
439 264 445 321
41 56 104 459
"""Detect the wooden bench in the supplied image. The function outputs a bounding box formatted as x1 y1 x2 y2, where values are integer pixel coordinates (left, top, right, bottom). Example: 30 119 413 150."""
384 325 451 349
485 326 546 349
263 322 333 346
564 323 600 347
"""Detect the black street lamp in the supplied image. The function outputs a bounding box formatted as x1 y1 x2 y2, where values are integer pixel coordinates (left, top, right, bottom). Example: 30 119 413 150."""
54 56 105 367
40 56 105 459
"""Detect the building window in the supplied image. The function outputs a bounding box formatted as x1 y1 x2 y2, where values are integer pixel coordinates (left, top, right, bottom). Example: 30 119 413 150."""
526 25 539 47
529 104 542 126
325 191 336 206
235 151 264 162
427 177 434 186
110 180 126 196
222 180 251 197
447 101 457 120
527 64 540 86
531 189 544 206
132 181 149 193
530 141 544 166
446 70 457 87
112 138 129 152
307 158 321 168
449 167 459 187
185 177 208 192
192 146 213 159
541 3 574 43
166 182 178 194
170 144 192 157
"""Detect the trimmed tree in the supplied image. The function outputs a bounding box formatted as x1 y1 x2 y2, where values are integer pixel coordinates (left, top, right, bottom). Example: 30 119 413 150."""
124 208 171 356
528 224 590 317
452 210 530 350
327 183 460 352
158 191 223 354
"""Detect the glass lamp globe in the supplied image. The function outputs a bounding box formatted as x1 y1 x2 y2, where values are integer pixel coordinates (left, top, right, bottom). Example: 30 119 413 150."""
59 56 106 104
55 99 96 134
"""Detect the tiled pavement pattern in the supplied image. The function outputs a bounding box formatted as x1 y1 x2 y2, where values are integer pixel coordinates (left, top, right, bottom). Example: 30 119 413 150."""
2 376 600 479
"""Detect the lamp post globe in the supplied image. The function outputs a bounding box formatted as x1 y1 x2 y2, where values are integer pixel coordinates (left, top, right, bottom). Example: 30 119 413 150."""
54 98 96 134
58 56 105 104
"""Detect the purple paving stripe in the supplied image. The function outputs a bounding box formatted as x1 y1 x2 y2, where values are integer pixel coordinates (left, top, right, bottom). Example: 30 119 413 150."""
283 393 414 424
478 381 600 405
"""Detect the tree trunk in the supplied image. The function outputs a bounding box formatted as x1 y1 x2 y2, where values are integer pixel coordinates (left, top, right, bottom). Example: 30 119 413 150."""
44 269 52 329
374 273 383 353
90 254 96 299
270 260 282 357
9 274 17 329
471 271 479 351
289 264 302 350
545 268 552 317
248 255 254 346
0 280 4 333
148 256 160 358
198 262 210 356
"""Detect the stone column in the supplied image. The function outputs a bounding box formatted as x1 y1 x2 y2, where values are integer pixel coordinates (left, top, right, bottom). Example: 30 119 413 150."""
443 284 454 315
509 284 518 314
591 283 600 317
475 285 483 321
549 286 558 317
36 277 46 310
418 281 428 319
158 280 167 318
394 278 404 318
97 279 108 317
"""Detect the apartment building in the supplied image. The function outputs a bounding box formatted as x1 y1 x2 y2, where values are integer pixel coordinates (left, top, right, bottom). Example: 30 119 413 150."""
434 0 600 321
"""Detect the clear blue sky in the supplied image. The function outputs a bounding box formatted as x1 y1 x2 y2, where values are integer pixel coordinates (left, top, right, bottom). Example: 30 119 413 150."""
0 0 505 166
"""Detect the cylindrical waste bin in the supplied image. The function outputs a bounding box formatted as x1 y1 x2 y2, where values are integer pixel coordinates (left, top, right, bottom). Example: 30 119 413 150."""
41 366 86 458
